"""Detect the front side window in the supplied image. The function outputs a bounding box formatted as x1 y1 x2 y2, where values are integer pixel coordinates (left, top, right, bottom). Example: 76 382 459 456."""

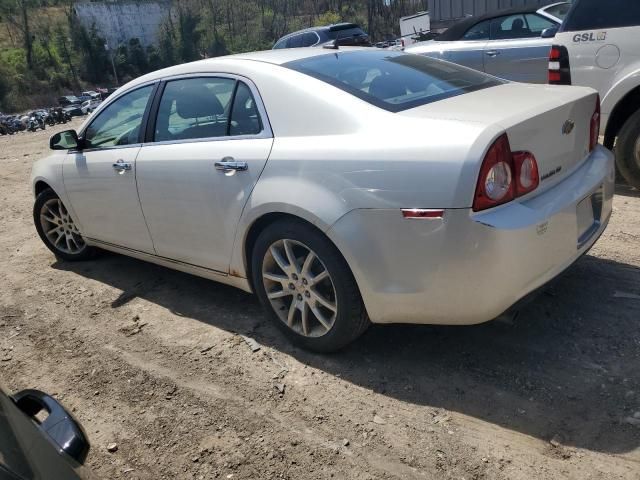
463 19 491 40
285 50 502 113
154 77 263 142
491 14 536 39
83 85 153 149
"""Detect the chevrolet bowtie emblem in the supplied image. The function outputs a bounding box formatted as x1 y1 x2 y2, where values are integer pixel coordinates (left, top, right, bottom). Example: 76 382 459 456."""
562 120 575 135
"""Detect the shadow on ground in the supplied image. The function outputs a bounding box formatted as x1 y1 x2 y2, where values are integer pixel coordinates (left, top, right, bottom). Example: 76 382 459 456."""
54 252 640 455
615 182 640 198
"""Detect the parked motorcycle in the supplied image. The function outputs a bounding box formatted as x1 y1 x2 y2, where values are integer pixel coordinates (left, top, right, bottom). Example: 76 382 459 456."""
48 107 66 124
0 116 20 135
46 109 56 126
9 116 22 133
27 112 46 132
0 117 9 135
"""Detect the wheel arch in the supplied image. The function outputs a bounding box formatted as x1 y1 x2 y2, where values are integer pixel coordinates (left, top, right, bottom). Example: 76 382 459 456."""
34 180 53 197
238 210 353 294
603 84 640 149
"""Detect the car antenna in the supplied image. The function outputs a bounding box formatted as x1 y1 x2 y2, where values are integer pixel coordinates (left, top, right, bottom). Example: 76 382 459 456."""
323 30 342 50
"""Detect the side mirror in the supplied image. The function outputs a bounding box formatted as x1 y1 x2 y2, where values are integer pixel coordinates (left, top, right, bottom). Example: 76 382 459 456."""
50 129 80 150
13 389 90 464
541 26 559 38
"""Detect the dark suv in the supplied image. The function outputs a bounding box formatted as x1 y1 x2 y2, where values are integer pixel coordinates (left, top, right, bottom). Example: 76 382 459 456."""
273 23 370 49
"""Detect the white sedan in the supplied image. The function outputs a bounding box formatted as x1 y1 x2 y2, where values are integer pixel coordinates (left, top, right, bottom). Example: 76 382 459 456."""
31 48 614 352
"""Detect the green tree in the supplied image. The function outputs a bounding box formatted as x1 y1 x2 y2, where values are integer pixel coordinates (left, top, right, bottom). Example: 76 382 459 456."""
71 22 109 84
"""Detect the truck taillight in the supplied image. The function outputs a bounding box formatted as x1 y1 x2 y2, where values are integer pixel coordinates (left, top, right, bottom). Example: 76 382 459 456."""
590 95 601 151
548 45 571 85
473 134 539 212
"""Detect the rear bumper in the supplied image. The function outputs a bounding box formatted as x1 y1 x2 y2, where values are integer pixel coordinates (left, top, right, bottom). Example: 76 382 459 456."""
327 145 615 325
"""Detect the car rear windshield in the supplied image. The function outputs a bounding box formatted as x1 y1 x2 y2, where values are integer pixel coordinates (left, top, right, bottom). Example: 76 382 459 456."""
284 50 503 113
326 27 367 40
563 0 640 31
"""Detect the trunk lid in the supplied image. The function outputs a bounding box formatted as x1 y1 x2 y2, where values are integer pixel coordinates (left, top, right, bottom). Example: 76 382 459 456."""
401 83 598 193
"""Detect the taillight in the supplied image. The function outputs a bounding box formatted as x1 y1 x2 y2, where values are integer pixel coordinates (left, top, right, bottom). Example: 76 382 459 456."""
590 95 601 151
513 152 539 196
548 45 571 85
473 134 539 212
474 135 515 211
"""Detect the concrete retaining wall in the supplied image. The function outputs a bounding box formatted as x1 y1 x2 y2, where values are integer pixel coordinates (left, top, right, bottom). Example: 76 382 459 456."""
74 0 171 47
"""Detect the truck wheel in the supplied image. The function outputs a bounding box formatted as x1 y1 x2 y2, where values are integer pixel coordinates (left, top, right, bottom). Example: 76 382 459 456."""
615 109 640 190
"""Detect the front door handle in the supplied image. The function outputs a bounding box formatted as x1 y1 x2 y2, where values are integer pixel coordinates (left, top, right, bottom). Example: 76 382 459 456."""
215 157 248 172
485 50 501 57
112 160 132 174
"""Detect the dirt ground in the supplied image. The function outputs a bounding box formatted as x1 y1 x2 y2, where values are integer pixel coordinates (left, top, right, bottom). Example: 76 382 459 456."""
1 120 639 480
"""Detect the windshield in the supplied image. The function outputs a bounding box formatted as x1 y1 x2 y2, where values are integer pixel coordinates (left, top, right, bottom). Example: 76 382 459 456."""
284 50 503 112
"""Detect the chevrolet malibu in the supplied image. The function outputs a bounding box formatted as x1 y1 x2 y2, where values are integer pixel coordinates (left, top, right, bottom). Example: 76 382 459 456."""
31 48 614 352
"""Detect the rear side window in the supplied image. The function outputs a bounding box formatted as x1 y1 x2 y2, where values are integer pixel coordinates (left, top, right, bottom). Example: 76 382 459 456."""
288 34 304 48
285 50 502 113
524 14 556 36
154 77 263 142
563 0 640 31
229 82 262 136
301 32 319 47
543 3 571 21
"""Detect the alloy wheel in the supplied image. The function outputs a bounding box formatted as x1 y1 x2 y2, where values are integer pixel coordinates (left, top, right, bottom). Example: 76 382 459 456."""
40 198 86 255
262 239 337 338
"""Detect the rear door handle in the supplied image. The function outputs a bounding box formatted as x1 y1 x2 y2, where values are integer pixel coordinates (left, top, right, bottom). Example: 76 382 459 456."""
485 50 501 57
215 157 248 172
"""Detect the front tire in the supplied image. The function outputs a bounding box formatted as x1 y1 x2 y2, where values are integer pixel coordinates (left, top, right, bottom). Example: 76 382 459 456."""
615 109 640 189
251 219 369 353
33 188 96 261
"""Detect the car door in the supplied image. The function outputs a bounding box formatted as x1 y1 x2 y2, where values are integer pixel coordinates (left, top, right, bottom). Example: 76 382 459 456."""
441 19 491 72
63 84 157 253
135 76 273 273
484 13 557 83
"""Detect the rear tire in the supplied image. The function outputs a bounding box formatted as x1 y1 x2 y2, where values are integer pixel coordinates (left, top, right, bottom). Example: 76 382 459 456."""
251 219 369 353
33 188 96 262
615 108 640 190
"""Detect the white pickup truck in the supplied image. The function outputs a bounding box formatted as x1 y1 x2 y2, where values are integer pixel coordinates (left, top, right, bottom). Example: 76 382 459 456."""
549 0 640 188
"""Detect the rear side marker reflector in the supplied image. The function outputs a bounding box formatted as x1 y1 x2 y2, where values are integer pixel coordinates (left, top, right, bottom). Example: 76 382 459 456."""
402 209 444 219
590 95 601 151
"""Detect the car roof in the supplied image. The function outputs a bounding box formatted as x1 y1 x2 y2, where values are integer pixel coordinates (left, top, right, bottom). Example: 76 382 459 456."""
120 47 363 91
436 5 558 41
